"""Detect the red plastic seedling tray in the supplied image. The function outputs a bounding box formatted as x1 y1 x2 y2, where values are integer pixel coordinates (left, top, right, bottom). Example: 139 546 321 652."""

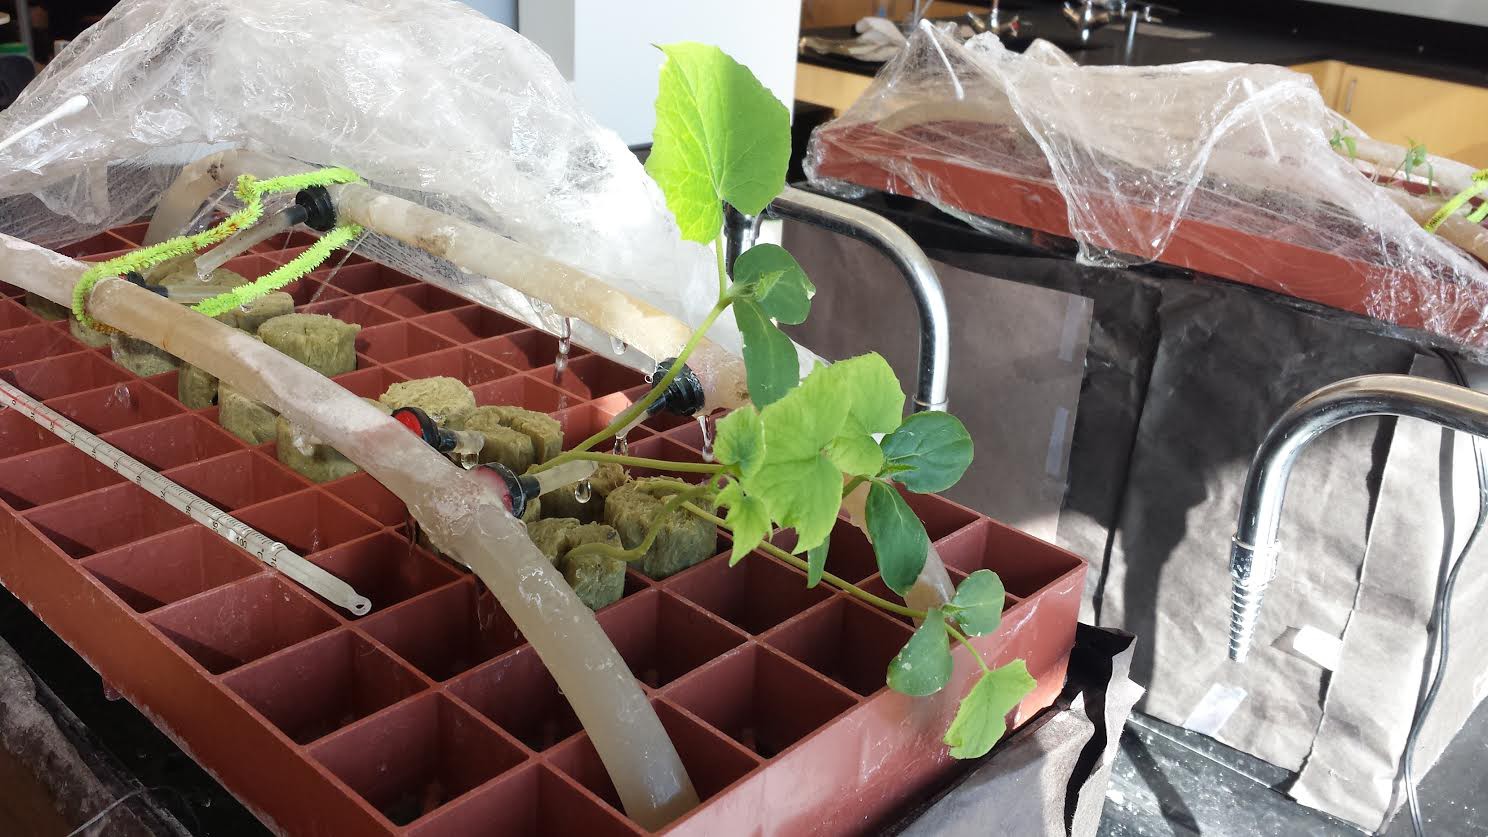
0 226 1086 836
810 121 1488 350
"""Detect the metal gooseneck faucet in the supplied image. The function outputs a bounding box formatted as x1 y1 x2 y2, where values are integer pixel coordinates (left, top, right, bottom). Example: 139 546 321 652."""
1228 374 1488 662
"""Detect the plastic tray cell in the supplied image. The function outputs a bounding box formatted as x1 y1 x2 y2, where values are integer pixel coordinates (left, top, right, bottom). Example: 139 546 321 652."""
56 231 134 259
307 532 461 613
80 526 263 613
549 700 761 809
446 643 583 752
542 354 648 401
0 298 42 330
363 284 469 319
147 574 339 675
551 402 654 451
100 414 240 471
762 597 915 697
388 347 516 390
324 472 409 527
0 407 68 459
43 380 182 434
0 323 86 367
23 483 191 559
938 517 1086 598
413 306 527 344
222 629 429 745
0 351 135 401
770 517 881 585
664 643 858 759
309 692 526 827
235 490 380 555
164 450 309 511
469 329 580 373
594 589 748 690
0 444 126 510
357 322 458 365
663 546 831 636
470 374 571 415
275 276 348 308
359 580 525 682
308 262 418 296
406 764 643 837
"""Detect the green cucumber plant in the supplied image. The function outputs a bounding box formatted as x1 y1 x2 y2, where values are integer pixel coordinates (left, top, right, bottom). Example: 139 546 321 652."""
533 42 1035 759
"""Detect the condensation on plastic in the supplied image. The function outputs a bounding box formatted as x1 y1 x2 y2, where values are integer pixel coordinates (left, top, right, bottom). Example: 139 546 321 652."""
0 0 738 355
804 23 1488 348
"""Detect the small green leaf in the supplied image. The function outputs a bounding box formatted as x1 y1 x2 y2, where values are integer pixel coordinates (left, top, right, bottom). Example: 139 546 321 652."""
645 43 790 242
824 433 883 476
880 412 974 493
734 299 799 407
866 481 929 595
806 540 828 588
732 244 813 324
723 490 770 566
943 660 1036 759
714 407 765 475
887 607 953 696
949 570 1005 636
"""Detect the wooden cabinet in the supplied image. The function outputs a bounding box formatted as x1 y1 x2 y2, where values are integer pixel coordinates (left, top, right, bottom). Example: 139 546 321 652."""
1293 61 1488 168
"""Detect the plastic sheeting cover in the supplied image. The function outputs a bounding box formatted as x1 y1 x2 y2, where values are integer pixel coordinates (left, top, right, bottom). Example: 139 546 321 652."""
0 0 721 337
805 24 1488 347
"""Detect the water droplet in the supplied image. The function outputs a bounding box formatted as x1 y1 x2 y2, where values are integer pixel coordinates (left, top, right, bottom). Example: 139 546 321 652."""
698 414 715 463
610 335 627 355
573 480 593 503
611 432 629 456
553 317 572 383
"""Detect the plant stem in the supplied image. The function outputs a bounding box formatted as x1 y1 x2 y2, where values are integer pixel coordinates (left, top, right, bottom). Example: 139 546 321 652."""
715 232 728 298
560 451 726 475
681 501 924 620
534 299 731 472
946 624 991 673
843 475 867 497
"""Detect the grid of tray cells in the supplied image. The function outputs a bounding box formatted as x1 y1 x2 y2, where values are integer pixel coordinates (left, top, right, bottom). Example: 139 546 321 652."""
0 223 1086 835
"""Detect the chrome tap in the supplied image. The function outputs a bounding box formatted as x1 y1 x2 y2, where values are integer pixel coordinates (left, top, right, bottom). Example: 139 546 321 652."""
1227 375 1488 662
966 1 1022 38
1062 0 1112 42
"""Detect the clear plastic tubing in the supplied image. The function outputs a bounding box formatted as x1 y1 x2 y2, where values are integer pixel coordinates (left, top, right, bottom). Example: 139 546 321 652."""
0 235 699 829
193 204 305 279
0 375 372 615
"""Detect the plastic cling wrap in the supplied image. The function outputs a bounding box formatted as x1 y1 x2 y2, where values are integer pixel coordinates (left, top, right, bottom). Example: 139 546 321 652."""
805 24 1488 349
0 0 723 342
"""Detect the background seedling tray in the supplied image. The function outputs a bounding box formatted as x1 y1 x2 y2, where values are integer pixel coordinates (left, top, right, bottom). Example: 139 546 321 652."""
0 223 1086 835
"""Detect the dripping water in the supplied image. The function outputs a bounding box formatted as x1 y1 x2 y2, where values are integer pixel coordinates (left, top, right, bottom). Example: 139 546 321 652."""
573 480 593 503
610 335 627 355
553 317 572 383
697 414 715 463
612 432 629 457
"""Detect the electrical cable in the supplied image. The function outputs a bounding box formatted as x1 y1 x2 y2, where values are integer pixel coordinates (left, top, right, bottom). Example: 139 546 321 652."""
1393 350 1488 837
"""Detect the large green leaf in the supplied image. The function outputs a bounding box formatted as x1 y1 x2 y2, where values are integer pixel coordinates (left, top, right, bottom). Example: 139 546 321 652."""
734 299 799 407
645 43 791 242
947 569 1005 636
866 480 929 595
823 433 883 477
880 411 974 493
732 243 813 324
943 661 1036 759
818 353 904 435
887 607 953 697
749 365 849 551
714 406 765 476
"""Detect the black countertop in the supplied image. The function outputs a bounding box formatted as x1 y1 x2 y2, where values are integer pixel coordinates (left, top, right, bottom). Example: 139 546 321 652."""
799 1 1488 89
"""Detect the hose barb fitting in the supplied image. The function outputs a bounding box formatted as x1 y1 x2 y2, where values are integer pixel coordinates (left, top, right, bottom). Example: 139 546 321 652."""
646 358 705 417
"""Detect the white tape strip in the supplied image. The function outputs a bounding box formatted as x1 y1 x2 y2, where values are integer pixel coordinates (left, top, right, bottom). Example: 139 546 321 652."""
1183 683 1247 737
